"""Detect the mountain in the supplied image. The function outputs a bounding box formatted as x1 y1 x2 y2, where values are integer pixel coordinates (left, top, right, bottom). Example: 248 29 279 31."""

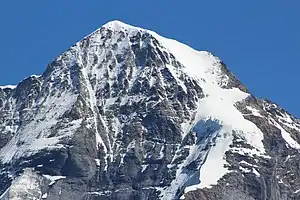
0 20 300 200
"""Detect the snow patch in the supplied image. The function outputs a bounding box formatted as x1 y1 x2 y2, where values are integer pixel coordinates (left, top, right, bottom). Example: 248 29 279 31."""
253 168 260 177
42 174 66 186
0 187 9 199
30 74 42 79
102 20 143 36
191 88 265 189
0 92 79 163
0 85 16 90
8 169 42 200
95 159 100 166
246 106 263 118
294 189 300 194
141 164 148 173
166 64 187 93
42 193 48 199
81 63 108 153
147 26 266 198
269 118 300 149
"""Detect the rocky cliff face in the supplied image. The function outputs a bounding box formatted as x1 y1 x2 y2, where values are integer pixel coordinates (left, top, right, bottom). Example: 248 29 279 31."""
0 21 299 200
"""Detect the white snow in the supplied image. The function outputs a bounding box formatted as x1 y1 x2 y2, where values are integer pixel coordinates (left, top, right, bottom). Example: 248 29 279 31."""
269 118 300 149
42 174 66 186
284 155 291 163
80 55 109 154
4 125 18 133
238 161 260 177
253 168 260 177
149 76 156 88
7 169 42 200
197 133 232 188
280 120 300 132
95 159 100 166
137 24 267 198
239 160 257 167
103 97 117 112
281 113 294 123
0 85 16 90
30 74 42 78
0 188 9 199
294 189 300 194
141 164 149 173
119 153 126 166
276 112 300 132
246 106 264 118
126 139 136 151
41 193 48 199
0 92 79 163
166 64 187 93
102 20 143 37
159 42 266 194
239 166 251 173
159 145 165 159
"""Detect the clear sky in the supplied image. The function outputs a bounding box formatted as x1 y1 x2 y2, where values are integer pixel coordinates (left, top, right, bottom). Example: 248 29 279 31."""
0 1 299 117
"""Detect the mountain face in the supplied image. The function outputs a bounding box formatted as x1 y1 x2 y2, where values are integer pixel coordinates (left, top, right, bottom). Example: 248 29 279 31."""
0 21 300 200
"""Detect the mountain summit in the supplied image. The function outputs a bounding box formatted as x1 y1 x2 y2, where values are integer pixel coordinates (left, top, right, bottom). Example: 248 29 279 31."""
0 20 299 200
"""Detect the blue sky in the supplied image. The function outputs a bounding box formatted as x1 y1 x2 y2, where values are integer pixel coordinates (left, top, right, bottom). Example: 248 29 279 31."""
0 1 299 117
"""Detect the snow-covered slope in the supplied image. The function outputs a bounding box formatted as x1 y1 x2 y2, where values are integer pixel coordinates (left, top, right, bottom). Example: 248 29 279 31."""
0 20 299 200
0 86 16 90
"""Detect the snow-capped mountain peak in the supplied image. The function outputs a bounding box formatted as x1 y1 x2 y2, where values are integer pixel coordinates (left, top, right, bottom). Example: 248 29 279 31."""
103 20 143 32
0 20 299 200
